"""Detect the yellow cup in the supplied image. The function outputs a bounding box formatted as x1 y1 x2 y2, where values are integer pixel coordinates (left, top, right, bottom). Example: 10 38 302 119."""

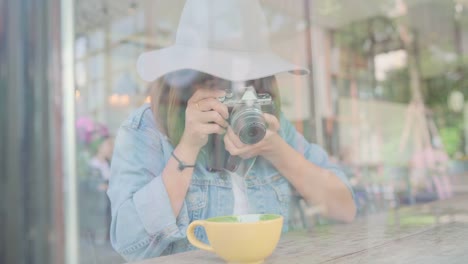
187 214 283 264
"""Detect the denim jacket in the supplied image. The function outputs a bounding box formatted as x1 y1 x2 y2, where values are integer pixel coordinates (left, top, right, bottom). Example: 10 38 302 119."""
107 104 354 261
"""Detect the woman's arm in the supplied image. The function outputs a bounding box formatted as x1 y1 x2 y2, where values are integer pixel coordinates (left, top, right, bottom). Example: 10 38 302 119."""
162 142 199 217
224 113 356 223
108 125 191 261
163 87 228 217
263 135 356 223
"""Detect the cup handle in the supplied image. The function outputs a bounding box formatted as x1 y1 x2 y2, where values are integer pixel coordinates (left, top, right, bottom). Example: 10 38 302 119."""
186 220 214 252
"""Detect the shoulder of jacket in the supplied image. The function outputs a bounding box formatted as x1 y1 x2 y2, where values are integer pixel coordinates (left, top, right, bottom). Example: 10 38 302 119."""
121 104 157 131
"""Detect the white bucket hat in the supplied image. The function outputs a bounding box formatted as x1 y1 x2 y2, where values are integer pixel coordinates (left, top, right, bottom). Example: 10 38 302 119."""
137 0 309 82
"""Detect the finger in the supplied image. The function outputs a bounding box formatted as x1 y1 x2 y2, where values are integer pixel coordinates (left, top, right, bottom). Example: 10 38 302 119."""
201 123 226 135
236 142 257 159
239 153 254 159
224 135 242 156
224 134 256 157
189 88 226 104
263 113 280 132
197 98 229 119
199 111 229 128
226 127 246 148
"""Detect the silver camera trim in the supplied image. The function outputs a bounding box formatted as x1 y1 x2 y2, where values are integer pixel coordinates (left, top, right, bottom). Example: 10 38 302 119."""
218 85 272 107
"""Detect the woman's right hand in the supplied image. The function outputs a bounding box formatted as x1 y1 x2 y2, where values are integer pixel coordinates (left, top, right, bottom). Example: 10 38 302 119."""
179 85 229 152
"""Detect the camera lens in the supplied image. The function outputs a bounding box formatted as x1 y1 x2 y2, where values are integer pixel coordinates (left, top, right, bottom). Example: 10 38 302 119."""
248 126 261 137
238 121 267 145
231 106 267 145
240 123 266 144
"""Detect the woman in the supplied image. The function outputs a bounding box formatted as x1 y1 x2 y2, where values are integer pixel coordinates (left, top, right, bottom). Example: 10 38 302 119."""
107 0 356 261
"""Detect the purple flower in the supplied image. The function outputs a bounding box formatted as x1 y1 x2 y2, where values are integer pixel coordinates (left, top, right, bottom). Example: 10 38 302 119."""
76 117 109 145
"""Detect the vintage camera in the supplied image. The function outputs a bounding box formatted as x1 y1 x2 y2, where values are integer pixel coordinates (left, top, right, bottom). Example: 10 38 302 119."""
207 84 276 172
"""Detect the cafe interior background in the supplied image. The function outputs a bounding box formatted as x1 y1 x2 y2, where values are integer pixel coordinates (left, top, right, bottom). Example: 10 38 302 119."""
1 0 468 263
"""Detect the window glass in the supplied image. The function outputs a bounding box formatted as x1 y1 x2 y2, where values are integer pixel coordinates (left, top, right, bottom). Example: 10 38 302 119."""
71 1 468 263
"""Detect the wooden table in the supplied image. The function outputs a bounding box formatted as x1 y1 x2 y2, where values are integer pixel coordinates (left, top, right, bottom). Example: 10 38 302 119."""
131 194 468 264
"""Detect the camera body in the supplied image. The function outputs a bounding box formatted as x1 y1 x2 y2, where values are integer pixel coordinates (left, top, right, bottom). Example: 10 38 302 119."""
207 85 276 172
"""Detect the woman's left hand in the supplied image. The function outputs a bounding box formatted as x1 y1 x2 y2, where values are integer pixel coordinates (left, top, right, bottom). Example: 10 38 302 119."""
224 113 283 160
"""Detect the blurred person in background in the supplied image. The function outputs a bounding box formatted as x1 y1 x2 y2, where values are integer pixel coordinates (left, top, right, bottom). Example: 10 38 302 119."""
89 135 114 187
76 117 114 245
